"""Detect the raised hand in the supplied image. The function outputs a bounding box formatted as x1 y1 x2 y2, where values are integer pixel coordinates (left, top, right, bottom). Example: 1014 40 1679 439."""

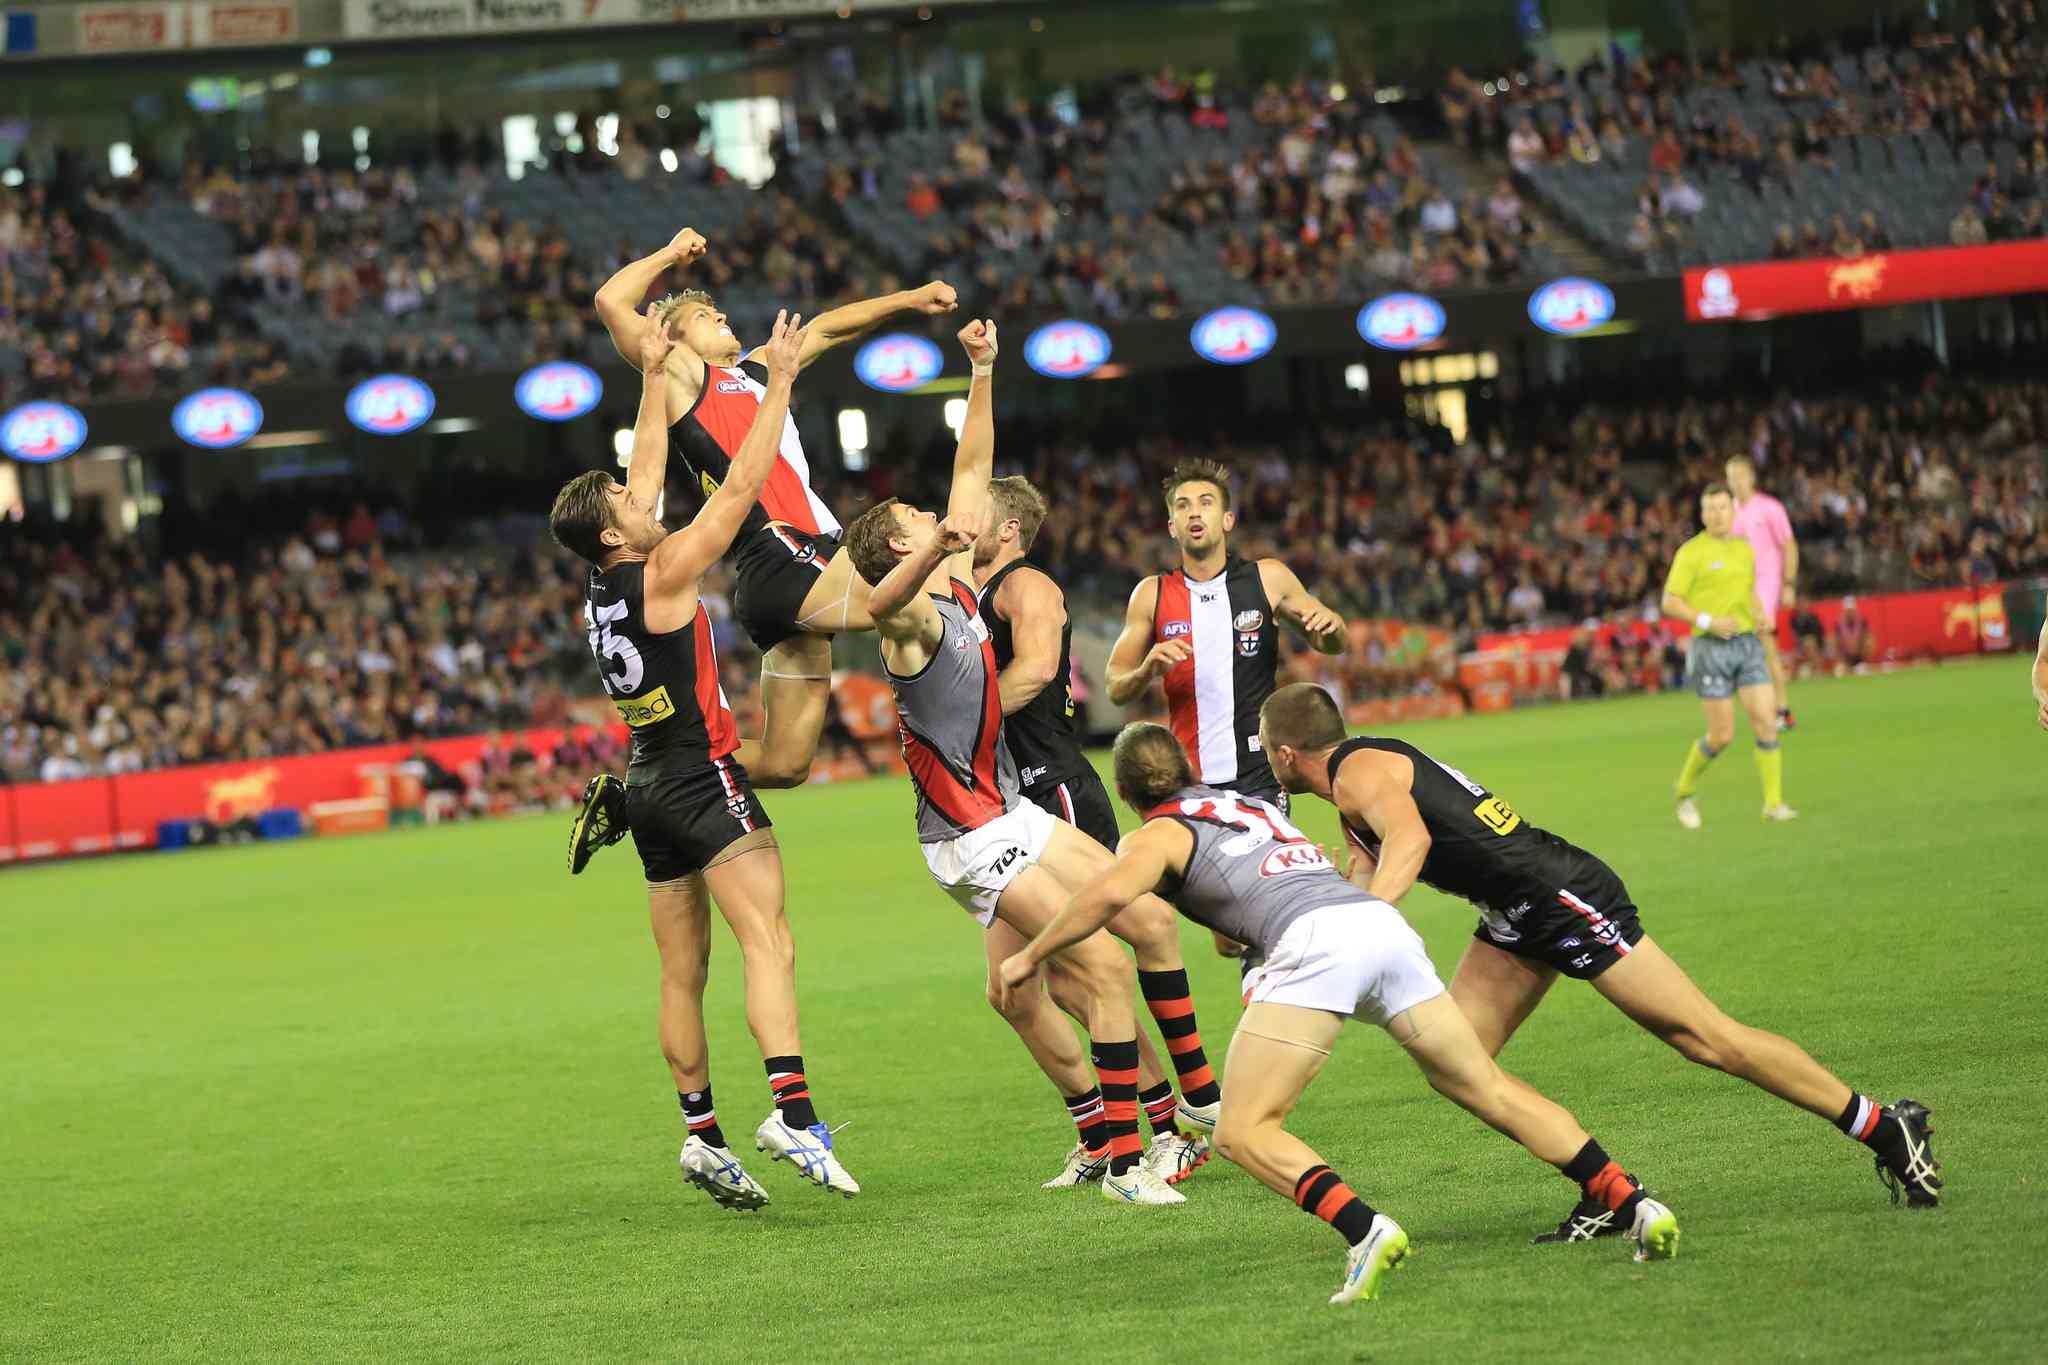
1294 601 1345 643
1143 637 1192 678
938 507 984 554
666 227 707 265
957 318 999 368
993 951 1035 1012
916 280 960 315
638 316 678 374
760 309 807 382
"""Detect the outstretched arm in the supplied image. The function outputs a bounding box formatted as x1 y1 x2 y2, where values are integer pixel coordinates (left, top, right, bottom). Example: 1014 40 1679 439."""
594 227 705 366
994 821 1190 1007
645 311 805 594
749 280 958 371
1260 558 1347 655
624 323 680 509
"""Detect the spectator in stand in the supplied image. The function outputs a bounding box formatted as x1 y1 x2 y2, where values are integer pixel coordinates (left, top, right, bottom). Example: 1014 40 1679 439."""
1769 223 1801 258
1650 127 1685 174
1951 203 1989 245
1507 117 1547 173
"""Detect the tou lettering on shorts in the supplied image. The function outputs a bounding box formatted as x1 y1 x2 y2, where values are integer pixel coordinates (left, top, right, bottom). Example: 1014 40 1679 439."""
615 684 676 728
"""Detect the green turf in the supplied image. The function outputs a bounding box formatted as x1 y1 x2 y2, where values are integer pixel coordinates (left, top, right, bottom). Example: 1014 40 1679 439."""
5 659 2043 1363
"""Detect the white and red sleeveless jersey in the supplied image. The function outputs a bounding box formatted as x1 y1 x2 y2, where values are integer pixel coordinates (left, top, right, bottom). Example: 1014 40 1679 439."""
671 362 840 540
1150 555 1279 792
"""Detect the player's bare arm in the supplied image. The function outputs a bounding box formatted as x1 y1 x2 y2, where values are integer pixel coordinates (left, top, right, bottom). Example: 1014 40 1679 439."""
995 820 1191 1008
993 567 1066 716
745 280 958 372
594 226 706 366
622 320 680 510
868 523 959 666
1258 558 1348 655
1106 578 1183 705
643 311 806 622
1332 748 1431 905
1781 531 1800 611
2033 627 2048 730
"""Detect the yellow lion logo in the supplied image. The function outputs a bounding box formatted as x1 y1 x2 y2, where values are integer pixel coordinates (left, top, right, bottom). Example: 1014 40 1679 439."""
1827 256 1888 301
206 768 281 823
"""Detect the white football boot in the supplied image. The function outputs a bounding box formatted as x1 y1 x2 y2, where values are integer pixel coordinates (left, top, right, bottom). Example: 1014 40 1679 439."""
1174 1095 1221 1134
1041 1143 1110 1189
1101 1164 1187 1205
1628 1196 1681 1262
1761 803 1800 822
1142 1130 1212 1186
1330 1214 1410 1305
754 1112 860 1197
1675 797 1703 830
679 1136 770 1211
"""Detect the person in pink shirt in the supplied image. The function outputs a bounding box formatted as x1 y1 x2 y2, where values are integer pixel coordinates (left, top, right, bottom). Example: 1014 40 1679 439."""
1726 455 1800 729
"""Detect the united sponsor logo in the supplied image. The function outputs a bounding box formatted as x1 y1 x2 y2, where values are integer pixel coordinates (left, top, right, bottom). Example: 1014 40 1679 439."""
1189 306 1277 365
171 387 264 449
853 333 945 392
614 684 676 728
1022 320 1112 379
1527 277 1616 335
1162 620 1191 638
1258 843 1332 877
1 401 88 463
514 361 603 422
1356 293 1446 350
344 374 436 435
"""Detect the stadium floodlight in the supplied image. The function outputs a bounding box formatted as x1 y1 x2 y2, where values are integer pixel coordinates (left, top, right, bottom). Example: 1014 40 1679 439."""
837 407 868 454
613 428 634 464
659 149 679 175
942 398 967 437
1344 363 1369 394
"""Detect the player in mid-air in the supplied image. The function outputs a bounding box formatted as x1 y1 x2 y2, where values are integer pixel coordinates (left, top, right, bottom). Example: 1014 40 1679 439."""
972 475 1218 1187
592 225 960 791
1662 483 1796 827
1256 681 1943 1234
1726 455 1800 731
996 724 1681 1305
549 311 858 1210
844 319 1192 1205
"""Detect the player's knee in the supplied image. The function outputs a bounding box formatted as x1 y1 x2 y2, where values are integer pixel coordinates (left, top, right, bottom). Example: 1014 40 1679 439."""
1211 1112 1270 1167
1116 897 1178 956
736 915 797 974
1661 1020 1739 1072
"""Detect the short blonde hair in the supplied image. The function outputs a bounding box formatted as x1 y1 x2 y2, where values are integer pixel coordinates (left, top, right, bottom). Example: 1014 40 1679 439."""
988 475 1049 551
650 288 718 334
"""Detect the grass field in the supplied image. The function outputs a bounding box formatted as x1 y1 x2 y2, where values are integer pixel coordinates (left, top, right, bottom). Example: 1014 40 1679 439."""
6 658 2043 1363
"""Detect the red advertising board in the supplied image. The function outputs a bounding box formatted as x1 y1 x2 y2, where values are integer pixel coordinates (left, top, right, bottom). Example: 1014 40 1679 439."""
11 776 120 860
0 785 17 863
1684 241 2048 322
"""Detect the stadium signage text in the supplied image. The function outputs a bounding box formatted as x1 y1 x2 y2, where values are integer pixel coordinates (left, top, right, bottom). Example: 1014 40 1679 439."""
1022 320 1112 379
1 401 89 462
339 0 997 37
513 362 603 421
4 1 298 57
853 334 946 393
1356 293 1446 350
1682 241 2048 322
1189 306 1278 365
171 387 265 449
1526 277 1616 335
344 374 436 435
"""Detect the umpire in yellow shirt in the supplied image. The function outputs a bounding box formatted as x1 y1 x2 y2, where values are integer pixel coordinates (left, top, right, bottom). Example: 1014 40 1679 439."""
1661 483 1795 827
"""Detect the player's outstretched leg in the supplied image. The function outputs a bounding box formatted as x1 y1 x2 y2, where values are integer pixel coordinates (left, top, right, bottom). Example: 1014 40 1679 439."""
1215 1003 1409 1304
699 833 859 1197
650 874 770 1211
1393 993 1679 1263
1592 935 1940 1207
983 919 1112 1188
741 636 836 790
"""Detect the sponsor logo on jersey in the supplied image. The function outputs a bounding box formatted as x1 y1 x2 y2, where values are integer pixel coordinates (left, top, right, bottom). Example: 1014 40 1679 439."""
1189 306 1278 365
614 684 676 728
513 361 602 422
171 387 264 449
344 374 436 435
716 380 750 394
1162 620 1191 638
1356 293 1446 350
1527 277 1616 335
1258 843 1332 877
1473 796 1522 835
1023 320 1112 379
854 333 945 392
1 401 88 462
1233 609 1265 631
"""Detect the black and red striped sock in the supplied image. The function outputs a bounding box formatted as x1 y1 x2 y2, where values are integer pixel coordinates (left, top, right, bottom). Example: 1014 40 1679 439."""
1064 1087 1108 1153
1091 1039 1142 1177
1834 1092 1885 1145
1292 1164 1380 1246
679 1088 726 1148
1139 1080 1180 1137
1562 1139 1643 1220
1139 968 1221 1108
764 1055 819 1130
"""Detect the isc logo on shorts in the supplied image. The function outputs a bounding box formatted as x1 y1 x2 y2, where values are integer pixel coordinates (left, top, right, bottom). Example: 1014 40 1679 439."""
614 684 676 727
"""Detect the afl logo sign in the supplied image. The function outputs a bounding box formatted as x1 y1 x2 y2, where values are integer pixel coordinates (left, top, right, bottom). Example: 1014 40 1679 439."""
514 362 602 422
1527 277 1615 335
0 402 88 463
1259 844 1332 877
854 334 945 393
345 374 436 435
1356 293 1446 351
1189 306 1277 365
1023 320 1112 379
171 388 264 449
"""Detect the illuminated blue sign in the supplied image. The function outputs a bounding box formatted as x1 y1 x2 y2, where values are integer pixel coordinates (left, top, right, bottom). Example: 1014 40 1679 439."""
514 362 603 422
1189 307 1278 365
344 374 436 435
0 401 87 463
171 387 264 449
853 334 946 393
1023 320 1112 379
1357 294 1446 351
1527 277 1616 335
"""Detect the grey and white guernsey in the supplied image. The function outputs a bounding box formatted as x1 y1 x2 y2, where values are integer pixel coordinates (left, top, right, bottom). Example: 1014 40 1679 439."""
1145 784 1364 952
887 577 1021 844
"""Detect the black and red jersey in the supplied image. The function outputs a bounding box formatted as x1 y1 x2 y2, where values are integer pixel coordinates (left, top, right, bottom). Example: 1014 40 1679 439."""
886 578 1019 843
670 361 839 543
1151 554 1278 793
977 559 1087 793
584 561 737 774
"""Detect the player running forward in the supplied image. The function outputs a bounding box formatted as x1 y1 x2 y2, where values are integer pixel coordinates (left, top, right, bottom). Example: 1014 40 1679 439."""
1726 455 1800 731
844 319 1192 1206
593 225 960 788
972 475 1219 1187
549 311 857 1210
1257 682 1943 1230
1663 483 1796 827
996 724 1681 1305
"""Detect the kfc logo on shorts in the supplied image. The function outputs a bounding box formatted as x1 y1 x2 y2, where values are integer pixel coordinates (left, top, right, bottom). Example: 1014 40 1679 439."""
1259 844 1331 877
